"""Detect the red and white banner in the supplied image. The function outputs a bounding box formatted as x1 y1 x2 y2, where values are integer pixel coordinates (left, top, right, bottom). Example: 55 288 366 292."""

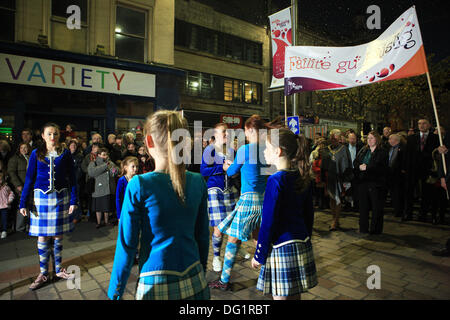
284 6 428 95
269 7 292 89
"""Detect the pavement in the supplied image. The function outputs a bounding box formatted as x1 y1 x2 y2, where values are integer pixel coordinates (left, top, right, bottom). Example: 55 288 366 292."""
0 206 449 301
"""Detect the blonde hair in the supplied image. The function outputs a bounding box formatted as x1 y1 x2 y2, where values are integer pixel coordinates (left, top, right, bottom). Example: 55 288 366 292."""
329 129 342 138
144 110 188 203
121 156 139 176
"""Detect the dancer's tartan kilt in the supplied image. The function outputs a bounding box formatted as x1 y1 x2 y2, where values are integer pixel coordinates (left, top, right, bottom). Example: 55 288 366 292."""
218 191 263 241
207 186 239 227
29 189 74 237
257 240 318 297
135 263 210 300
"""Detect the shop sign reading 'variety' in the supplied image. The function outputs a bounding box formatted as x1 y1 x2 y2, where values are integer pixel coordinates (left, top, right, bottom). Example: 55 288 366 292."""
0 53 156 97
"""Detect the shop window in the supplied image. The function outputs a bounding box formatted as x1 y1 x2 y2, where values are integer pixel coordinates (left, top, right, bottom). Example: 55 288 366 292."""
0 114 14 143
0 0 15 42
115 5 146 62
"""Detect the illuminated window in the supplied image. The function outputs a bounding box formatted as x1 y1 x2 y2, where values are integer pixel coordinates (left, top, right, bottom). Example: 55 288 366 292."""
115 5 146 62
233 80 242 101
224 80 233 101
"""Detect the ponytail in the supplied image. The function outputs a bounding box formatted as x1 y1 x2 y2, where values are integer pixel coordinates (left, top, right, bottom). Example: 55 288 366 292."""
166 112 187 204
144 111 188 204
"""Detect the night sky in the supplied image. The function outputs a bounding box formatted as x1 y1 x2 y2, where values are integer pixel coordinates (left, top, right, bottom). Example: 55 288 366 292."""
197 0 449 62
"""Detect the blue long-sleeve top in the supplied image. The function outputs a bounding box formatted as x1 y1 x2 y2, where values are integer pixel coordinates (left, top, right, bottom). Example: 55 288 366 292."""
226 143 267 194
115 176 128 220
20 148 77 209
108 171 210 300
200 144 235 190
254 170 314 265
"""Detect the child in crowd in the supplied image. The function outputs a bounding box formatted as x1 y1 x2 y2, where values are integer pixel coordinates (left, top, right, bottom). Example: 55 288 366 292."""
88 148 119 228
108 110 210 300
116 156 139 222
0 171 14 239
252 128 318 300
137 146 155 174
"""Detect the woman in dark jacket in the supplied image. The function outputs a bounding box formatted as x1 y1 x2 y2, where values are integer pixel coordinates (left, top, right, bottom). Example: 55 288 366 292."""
354 131 389 235
68 140 84 223
7 142 30 232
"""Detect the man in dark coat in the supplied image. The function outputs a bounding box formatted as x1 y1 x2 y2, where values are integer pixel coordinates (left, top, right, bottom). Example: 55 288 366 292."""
345 131 364 211
403 119 440 221
387 133 406 217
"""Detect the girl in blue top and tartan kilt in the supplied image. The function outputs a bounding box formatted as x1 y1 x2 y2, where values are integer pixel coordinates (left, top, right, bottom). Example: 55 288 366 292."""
19 123 78 290
251 128 318 300
108 111 210 300
200 123 239 272
209 115 269 291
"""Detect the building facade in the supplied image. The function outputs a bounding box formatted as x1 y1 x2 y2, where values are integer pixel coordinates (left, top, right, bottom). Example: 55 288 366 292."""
0 0 351 145
173 0 271 129
0 0 182 144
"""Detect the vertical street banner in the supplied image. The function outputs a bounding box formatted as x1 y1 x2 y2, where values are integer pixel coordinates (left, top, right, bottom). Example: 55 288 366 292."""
269 7 292 89
284 6 428 95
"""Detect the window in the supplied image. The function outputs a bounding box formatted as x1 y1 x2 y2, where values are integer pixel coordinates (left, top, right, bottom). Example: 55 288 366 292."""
224 80 233 101
0 0 15 42
174 19 263 65
244 82 260 104
187 71 201 97
181 70 261 105
115 5 146 62
52 0 87 22
51 0 88 53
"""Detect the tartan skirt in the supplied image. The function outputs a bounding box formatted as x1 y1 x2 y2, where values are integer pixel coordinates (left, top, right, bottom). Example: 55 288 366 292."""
135 262 210 300
29 189 74 237
218 192 263 241
257 240 318 297
207 186 239 227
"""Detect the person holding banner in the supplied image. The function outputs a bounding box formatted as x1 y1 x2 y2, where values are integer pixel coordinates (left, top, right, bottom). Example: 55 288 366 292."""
403 119 439 222
321 129 353 231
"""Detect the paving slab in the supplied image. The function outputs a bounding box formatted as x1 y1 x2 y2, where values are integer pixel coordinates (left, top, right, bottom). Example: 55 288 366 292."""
0 209 449 300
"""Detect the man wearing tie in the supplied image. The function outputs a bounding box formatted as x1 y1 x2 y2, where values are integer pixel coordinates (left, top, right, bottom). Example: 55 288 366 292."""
403 119 440 222
387 134 405 217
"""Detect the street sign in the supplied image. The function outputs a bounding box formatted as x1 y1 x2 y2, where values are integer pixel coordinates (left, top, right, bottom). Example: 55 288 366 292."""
287 116 299 134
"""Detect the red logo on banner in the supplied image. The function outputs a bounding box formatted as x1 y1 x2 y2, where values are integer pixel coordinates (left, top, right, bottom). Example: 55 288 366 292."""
220 115 243 129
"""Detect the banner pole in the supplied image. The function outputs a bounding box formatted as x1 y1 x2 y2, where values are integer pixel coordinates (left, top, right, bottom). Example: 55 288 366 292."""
284 94 288 127
425 71 449 199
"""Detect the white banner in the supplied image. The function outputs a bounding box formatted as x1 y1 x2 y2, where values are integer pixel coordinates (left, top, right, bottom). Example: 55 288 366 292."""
269 7 292 89
0 53 156 97
284 6 428 95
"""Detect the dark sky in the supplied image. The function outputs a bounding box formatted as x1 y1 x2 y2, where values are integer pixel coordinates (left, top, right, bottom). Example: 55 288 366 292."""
197 0 449 62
